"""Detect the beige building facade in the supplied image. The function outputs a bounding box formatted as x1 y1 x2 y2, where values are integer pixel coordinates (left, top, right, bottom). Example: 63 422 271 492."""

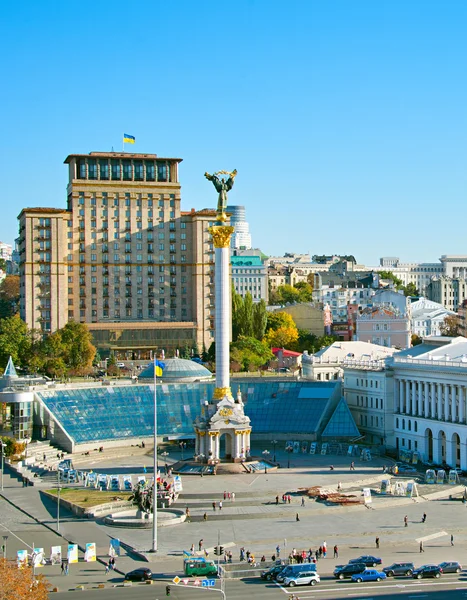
18 151 221 357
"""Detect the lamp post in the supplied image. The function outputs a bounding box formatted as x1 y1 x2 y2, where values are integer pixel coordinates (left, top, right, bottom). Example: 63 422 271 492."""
262 450 270 461
0 441 6 491
286 445 293 469
271 440 278 463
161 451 169 475
179 442 187 461
2 535 8 559
56 468 61 532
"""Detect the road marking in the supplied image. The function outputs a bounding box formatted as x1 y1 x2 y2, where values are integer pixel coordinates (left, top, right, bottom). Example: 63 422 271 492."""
415 530 448 543
248 475 260 486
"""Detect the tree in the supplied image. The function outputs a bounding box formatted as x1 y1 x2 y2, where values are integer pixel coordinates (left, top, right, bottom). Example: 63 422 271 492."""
266 311 297 333
404 282 419 297
230 336 273 371
264 325 299 349
440 315 459 337
378 271 403 288
0 558 50 599
231 286 244 342
58 321 96 373
278 284 300 304
294 281 314 302
0 275 20 318
239 293 254 338
411 334 422 346
252 299 268 341
0 316 31 368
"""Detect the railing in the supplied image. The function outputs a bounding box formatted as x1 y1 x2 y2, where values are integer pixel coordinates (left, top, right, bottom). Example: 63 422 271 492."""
394 356 467 368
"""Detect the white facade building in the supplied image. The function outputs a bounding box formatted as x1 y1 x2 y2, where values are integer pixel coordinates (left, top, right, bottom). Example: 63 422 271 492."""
344 336 467 469
226 205 252 250
410 297 455 338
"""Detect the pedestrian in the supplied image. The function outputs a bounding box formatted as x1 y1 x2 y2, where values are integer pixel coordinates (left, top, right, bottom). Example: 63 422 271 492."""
204 549 209 558
219 501 223 511
323 541 327 557
261 555 266 562
212 501 216 511
375 537 380 549
451 534 454 546
301 497 305 507
190 543 195 554
350 461 355 470
276 544 281 557
43 453 47 462
276 495 279 505
382 465 386 473
333 545 338 558
404 515 408 527
203 512 207 521
185 507 191 522
246 550 251 561
337 481 342 491
223 490 227 500
271 554 276 562
318 546 323 557
231 492 235 502
228 551 233 563
228 492 231 500
422 512 427 523
199 539 203 551
288 494 291 504
419 541 424 553
296 512 300 522
65 562 69 576
61 560 66 575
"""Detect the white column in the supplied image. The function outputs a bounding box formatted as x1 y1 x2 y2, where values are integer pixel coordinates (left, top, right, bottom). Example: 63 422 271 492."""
452 385 457 423
405 380 410 414
432 384 436 418
437 383 442 419
398 379 403 413
215 245 231 392
423 382 429 418
418 382 423 416
444 384 450 421
216 435 220 459
411 381 417 415
459 387 465 424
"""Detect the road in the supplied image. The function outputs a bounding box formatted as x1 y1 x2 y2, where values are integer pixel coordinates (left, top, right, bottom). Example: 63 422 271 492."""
51 573 467 599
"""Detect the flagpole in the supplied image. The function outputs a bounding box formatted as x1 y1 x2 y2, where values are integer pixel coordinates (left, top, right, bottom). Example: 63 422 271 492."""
152 357 158 552
122 137 125 152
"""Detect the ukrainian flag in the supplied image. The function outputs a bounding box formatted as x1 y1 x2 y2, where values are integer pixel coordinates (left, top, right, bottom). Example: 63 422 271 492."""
154 359 165 377
123 133 135 144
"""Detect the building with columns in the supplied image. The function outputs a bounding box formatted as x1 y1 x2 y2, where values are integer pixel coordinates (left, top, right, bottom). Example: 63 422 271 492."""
344 336 467 469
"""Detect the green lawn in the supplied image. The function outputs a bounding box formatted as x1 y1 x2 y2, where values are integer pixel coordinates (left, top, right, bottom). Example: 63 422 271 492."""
46 488 132 508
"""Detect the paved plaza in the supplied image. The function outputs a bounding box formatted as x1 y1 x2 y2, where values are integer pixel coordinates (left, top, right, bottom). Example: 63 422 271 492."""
1 443 467 595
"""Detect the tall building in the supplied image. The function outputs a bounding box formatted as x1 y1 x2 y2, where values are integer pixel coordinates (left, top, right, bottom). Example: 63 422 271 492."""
18 151 221 357
226 205 251 250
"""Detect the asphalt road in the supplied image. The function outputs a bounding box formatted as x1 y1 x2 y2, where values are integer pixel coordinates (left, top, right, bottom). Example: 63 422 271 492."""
51 573 467 600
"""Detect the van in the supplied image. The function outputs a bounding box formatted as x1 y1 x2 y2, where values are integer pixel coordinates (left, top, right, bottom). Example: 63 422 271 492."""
284 571 320 587
276 563 316 583
184 558 217 577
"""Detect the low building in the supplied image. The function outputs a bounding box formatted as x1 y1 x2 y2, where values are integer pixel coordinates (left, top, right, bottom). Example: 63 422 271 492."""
427 276 467 312
231 253 268 302
410 297 455 338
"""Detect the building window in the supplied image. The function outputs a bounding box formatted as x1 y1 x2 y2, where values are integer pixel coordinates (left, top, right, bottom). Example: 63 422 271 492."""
122 160 132 181
88 159 97 179
99 159 109 180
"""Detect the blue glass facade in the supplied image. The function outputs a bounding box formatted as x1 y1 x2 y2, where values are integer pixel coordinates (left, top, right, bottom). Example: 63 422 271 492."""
36 380 343 446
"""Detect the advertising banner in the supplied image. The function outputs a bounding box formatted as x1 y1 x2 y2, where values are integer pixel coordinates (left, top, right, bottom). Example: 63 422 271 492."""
436 469 446 484
425 469 436 484
406 482 414 497
380 480 390 495
16 550 28 569
309 442 317 455
33 548 44 568
448 470 459 485
50 546 62 565
173 475 183 493
67 544 78 564
362 488 372 504
321 443 328 455
84 543 96 562
109 539 121 557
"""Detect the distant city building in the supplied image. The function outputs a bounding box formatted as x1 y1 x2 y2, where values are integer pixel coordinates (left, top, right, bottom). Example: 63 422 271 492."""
226 205 252 250
0 242 13 262
355 289 410 349
427 276 467 312
268 302 325 337
410 297 455 338
18 151 224 357
231 252 268 302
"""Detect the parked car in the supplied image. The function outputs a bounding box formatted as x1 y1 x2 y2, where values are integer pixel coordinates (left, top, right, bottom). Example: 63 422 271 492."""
438 561 462 574
383 562 414 577
124 568 153 581
334 563 367 579
351 569 387 583
349 555 382 567
261 564 285 581
283 571 320 587
116 362 126 368
412 565 442 579
276 564 316 583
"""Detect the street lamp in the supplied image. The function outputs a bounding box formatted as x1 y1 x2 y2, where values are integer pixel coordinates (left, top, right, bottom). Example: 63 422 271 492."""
2 535 8 559
56 468 61 532
262 450 270 460
179 441 187 461
160 451 169 475
286 445 293 469
0 441 6 491
271 440 278 463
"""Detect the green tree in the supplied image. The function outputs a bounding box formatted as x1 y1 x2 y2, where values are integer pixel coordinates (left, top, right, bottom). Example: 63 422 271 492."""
231 286 244 341
266 311 297 332
240 293 254 338
440 315 459 337
295 281 314 302
0 275 20 318
230 336 273 371
252 299 268 340
404 282 419 297
279 284 300 304
52 321 96 374
264 325 299 349
411 334 423 346
0 316 31 367
378 271 404 288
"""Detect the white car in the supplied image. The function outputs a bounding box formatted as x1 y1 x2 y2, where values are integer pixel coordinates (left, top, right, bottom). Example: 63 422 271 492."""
283 571 320 587
116 362 126 368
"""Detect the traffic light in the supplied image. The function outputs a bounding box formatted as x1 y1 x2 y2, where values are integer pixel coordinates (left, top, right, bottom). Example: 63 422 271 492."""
214 545 224 556
166 585 171 596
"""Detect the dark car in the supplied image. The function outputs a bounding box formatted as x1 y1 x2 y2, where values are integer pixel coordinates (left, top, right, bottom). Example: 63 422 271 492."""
439 561 462 574
383 562 414 577
334 563 367 580
349 555 382 567
412 565 442 579
125 568 153 582
261 564 285 581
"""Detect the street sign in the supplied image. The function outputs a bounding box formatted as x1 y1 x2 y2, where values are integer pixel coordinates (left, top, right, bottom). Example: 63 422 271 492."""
172 576 180 584
194 579 201 586
183 579 189 585
202 579 216 587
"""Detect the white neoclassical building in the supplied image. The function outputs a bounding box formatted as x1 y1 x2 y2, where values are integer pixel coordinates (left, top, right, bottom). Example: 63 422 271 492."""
344 336 467 469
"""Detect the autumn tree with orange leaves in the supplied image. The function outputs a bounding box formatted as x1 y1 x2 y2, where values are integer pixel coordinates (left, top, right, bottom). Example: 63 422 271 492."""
0 558 50 600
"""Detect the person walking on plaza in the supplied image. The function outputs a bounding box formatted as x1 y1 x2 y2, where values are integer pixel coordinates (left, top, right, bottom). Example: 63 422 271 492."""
223 491 227 500
333 545 338 558
105 562 110 575
61 560 66 575
419 541 424 553
296 512 300 522
404 515 408 527
276 495 279 505
323 541 327 557
422 512 427 523
231 492 235 501
451 534 454 546
190 544 195 554
199 539 204 551
375 537 380 549
350 461 355 470
276 544 281 557
185 507 191 522
219 501 223 511
301 496 305 507
337 481 342 491
212 501 216 511
203 512 207 521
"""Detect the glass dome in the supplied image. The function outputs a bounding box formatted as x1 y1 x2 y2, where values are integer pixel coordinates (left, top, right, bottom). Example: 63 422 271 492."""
139 358 213 382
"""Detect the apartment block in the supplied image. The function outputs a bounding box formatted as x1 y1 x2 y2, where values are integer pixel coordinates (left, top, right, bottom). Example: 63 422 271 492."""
18 151 220 357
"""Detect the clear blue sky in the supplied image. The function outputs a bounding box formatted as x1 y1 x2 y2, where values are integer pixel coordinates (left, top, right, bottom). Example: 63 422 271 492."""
2 1 466 265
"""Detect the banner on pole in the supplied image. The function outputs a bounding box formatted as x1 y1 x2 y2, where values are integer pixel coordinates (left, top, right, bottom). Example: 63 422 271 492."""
84 543 96 562
109 539 121 557
67 544 78 564
17 550 28 569
50 546 62 565
33 547 44 568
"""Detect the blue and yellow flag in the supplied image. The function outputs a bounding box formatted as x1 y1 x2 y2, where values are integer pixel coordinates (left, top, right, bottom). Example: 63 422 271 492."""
154 359 165 377
123 133 135 144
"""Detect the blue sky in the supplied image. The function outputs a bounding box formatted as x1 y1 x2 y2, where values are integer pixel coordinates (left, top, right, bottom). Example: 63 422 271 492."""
1 1 466 265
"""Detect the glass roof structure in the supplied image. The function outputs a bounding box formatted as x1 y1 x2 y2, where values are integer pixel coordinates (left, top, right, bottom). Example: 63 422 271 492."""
321 398 360 438
139 358 213 381
35 380 357 445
